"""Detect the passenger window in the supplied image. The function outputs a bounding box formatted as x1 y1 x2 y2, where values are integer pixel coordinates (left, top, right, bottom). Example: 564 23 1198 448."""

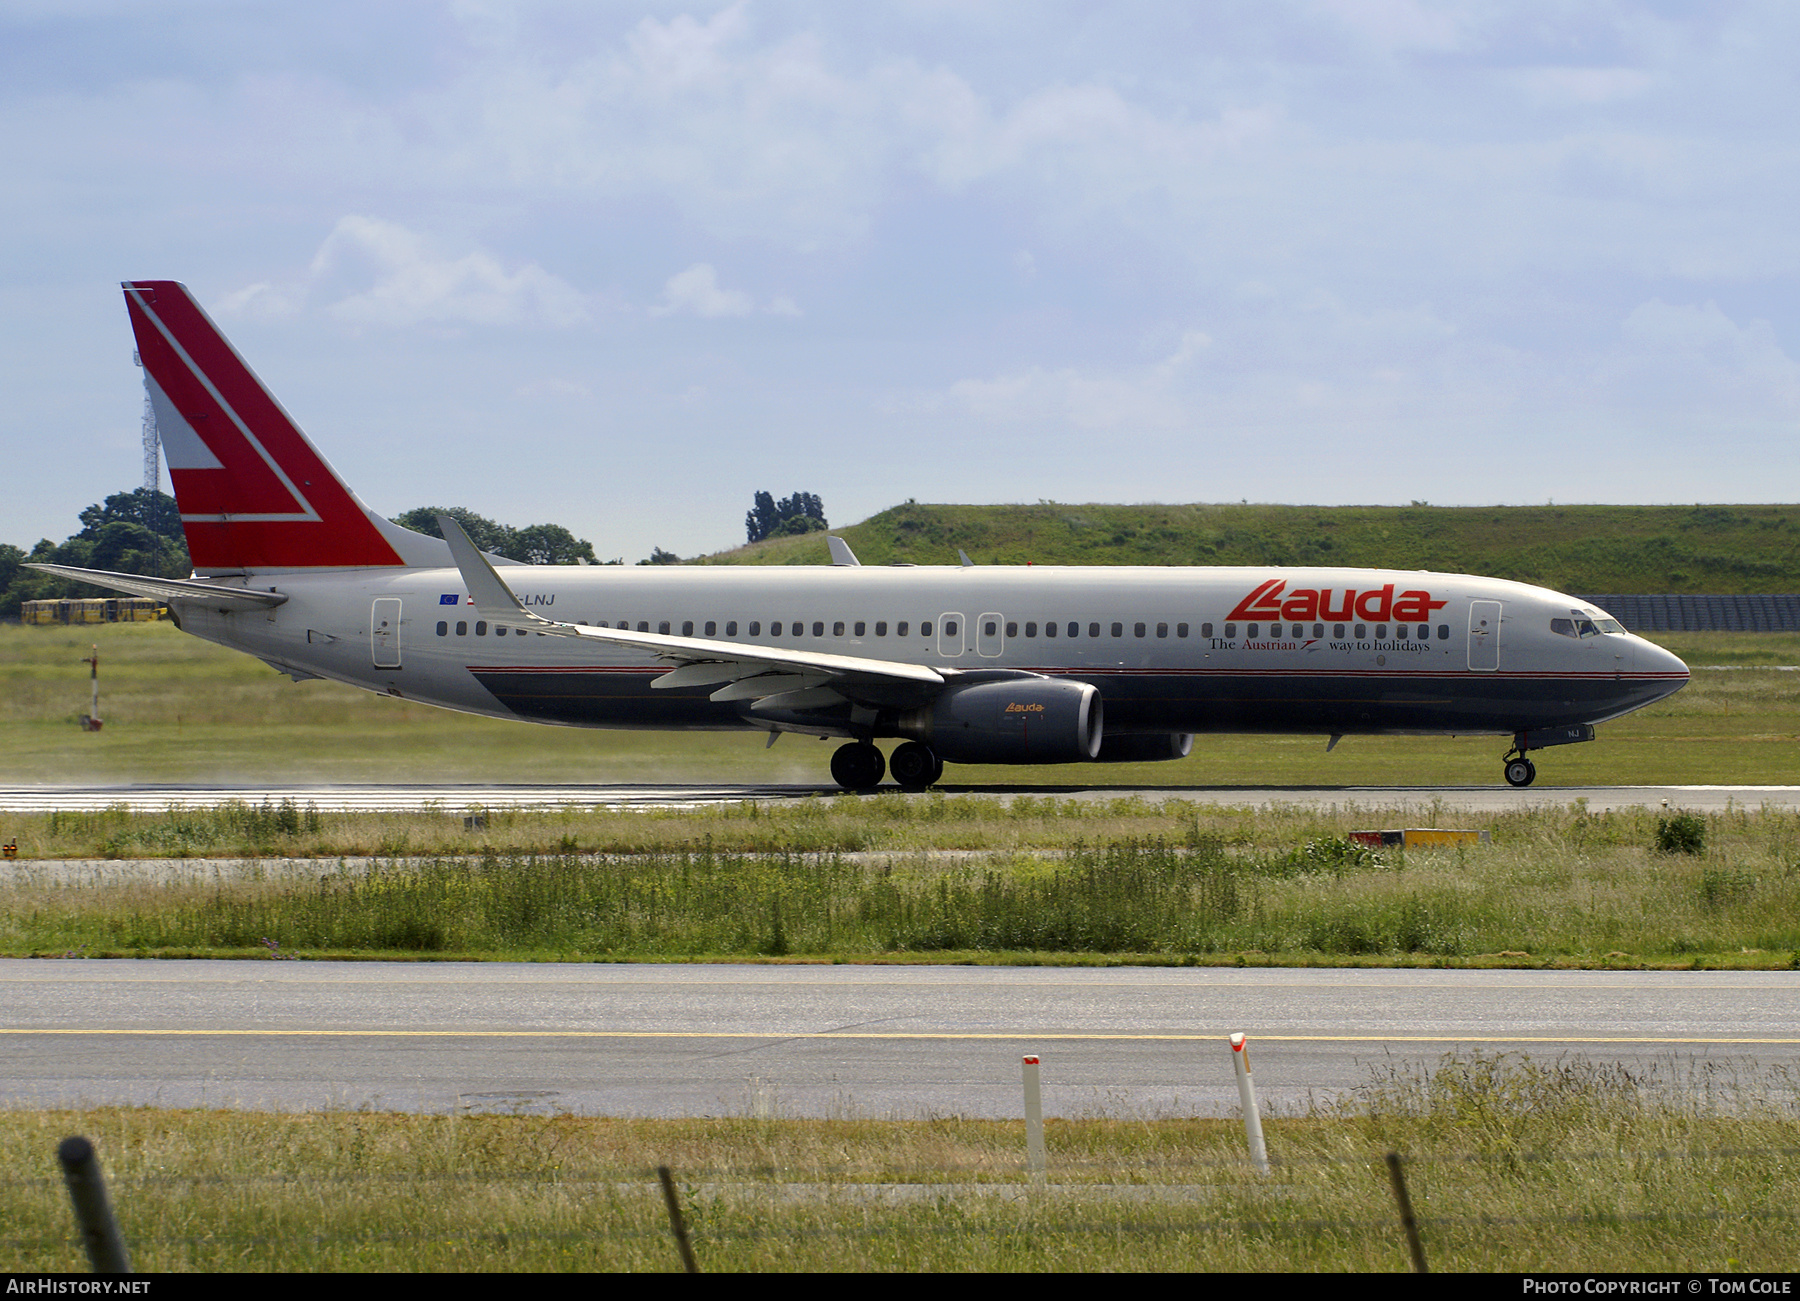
1397 625 1408 639
748 622 760 635
922 621 934 637
814 621 825 637
1313 624 1323 638
1224 624 1235 638
944 620 957 636
770 623 782 637
875 622 887 636
1044 622 1056 638
1334 624 1345 638
1155 623 1166 638
436 621 447 636
897 622 909 636
1088 623 1100 638
1248 624 1258 638
853 622 864 636
658 621 671 635
1178 623 1189 638
833 622 845 636
1026 622 1038 637
1417 625 1429 639
985 620 997 636
1067 622 1079 638
1437 624 1449 640
726 621 738 636
456 621 467 636
704 621 715 636
682 621 693 636
637 621 649 633
1376 624 1387 639
1005 622 1016 637
475 621 487 635
496 626 508 637
1354 625 1366 638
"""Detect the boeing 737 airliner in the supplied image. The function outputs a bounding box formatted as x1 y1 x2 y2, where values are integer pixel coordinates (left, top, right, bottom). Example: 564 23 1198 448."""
32 281 1690 790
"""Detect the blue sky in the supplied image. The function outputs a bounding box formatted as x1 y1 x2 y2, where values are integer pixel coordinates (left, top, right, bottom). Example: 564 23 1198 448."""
4 1 1797 562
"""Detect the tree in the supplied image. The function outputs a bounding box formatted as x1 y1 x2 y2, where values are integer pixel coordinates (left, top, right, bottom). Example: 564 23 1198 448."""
637 546 681 566
745 490 826 543
392 507 597 565
0 488 190 617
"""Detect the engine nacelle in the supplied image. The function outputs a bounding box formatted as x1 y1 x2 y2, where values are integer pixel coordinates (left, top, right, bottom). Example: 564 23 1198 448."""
1094 733 1194 763
905 678 1103 764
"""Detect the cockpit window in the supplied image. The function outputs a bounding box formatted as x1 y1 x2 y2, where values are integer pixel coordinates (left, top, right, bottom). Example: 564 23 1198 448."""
1551 613 1608 639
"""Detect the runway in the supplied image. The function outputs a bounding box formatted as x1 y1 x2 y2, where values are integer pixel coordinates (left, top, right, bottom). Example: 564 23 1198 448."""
1 782 1797 813
3 961 1795 1118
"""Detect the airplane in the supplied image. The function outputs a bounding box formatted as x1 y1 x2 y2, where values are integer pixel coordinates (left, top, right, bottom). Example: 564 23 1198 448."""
31 280 1690 792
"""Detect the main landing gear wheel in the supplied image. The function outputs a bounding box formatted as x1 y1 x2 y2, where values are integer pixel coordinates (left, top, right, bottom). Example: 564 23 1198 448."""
830 741 887 792
888 741 943 791
1504 757 1537 788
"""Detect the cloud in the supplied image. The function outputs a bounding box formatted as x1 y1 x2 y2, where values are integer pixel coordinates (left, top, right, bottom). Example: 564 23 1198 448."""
650 262 797 318
314 216 589 328
650 262 753 318
215 216 590 329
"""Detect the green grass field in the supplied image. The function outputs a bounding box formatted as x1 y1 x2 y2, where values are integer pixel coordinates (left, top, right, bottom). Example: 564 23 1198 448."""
6 1054 1796 1272
2 620 1795 787
700 501 1800 595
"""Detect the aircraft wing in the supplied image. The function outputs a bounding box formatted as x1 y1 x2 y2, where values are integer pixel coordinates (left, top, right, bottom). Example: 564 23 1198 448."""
437 516 948 708
24 563 288 611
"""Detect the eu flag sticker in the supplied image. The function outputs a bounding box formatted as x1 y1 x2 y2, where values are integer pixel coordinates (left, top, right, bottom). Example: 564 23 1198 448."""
440 594 460 605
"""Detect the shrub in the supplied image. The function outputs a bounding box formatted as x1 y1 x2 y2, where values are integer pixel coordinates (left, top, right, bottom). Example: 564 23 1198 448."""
1655 813 1706 855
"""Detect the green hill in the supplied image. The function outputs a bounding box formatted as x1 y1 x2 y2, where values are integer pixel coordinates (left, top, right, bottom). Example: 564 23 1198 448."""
693 502 1800 594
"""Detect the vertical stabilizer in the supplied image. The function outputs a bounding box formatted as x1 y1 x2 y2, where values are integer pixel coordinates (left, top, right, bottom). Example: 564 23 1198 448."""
122 280 433 573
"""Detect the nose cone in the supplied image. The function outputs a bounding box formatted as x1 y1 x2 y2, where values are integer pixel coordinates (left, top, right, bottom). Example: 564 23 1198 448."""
1637 637 1690 697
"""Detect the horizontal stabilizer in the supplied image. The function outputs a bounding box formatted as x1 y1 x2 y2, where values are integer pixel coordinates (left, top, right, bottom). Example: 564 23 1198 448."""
25 563 287 610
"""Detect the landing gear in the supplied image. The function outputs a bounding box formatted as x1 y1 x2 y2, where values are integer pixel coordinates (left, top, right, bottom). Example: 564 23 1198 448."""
830 741 887 792
888 741 943 791
1503 756 1537 788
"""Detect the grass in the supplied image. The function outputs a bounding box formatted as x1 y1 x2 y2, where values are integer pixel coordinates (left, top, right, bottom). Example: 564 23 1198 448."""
4 1053 1796 1271
1 621 1797 787
8 802 1800 966
697 500 1800 595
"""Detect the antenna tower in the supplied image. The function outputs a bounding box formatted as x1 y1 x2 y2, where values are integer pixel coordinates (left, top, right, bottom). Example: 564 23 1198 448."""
136 351 160 493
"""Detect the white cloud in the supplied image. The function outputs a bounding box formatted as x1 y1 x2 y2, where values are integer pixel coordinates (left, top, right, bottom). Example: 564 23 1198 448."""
651 262 753 318
216 216 590 329
315 216 589 328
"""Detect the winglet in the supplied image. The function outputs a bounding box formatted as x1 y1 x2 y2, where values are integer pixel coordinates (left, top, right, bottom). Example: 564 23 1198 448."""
827 536 861 567
438 514 540 623
958 549 975 568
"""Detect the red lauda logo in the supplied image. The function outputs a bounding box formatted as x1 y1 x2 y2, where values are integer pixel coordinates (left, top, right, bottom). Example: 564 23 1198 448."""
1226 580 1447 623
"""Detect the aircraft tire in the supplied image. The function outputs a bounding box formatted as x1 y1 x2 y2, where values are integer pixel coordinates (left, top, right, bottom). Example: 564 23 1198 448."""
1504 758 1536 788
830 741 886 792
889 741 940 791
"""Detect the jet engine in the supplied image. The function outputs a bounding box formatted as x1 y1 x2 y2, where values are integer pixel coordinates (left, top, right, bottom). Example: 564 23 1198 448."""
902 678 1103 764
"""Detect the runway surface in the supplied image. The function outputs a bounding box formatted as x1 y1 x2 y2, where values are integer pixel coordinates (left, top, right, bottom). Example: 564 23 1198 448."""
4 961 1795 1118
1 782 1797 813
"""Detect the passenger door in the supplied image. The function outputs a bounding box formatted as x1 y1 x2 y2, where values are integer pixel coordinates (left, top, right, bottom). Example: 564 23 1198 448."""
1468 600 1500 672
976 612 1005 658
372 597 403 669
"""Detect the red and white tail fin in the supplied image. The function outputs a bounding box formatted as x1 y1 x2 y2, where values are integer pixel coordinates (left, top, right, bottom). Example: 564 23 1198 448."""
124 280 442 574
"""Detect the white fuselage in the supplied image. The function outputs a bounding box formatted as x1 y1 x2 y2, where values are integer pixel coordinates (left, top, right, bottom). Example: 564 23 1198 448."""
171 562 1689 741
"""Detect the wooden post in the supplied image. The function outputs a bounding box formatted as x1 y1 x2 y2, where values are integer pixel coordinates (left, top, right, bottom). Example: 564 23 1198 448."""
58 1136 130 1273
1385 1151 1428 1273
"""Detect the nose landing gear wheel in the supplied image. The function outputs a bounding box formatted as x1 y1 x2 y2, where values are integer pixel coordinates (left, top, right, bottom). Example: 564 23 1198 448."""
830 741 887 792
888 741 943 791
1504 757 1537 788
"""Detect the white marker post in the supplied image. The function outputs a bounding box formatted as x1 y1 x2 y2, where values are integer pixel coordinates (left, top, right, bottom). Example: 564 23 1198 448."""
1229 1033 1270 1175
1022 1055 1046 1182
